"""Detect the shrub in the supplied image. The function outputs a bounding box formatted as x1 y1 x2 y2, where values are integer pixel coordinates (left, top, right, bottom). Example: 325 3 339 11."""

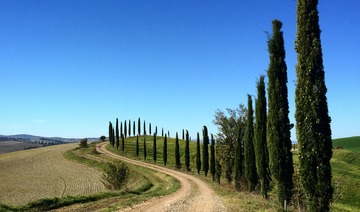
102 161 129 190
79 138 88 148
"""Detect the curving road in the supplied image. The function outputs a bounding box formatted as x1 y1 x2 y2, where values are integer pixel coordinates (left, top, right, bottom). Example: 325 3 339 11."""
96 142 226 212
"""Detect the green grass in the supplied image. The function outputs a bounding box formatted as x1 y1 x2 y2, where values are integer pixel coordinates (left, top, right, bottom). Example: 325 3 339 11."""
333 136 360 152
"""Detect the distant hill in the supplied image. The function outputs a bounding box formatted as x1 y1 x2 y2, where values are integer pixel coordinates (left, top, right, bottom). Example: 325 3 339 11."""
333 136 360 152
0 134 80 143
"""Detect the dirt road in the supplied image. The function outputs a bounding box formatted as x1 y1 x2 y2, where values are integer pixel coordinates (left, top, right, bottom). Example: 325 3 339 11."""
96 142 226 212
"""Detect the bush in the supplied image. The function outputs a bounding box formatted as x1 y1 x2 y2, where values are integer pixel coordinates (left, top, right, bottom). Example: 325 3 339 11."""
79 138 88 148
102 161 129 190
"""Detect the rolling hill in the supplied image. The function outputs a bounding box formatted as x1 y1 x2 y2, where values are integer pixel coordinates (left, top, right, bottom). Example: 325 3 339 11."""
333 136 360 152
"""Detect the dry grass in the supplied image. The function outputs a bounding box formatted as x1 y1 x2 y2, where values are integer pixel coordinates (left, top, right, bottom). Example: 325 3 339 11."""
0 143 107 206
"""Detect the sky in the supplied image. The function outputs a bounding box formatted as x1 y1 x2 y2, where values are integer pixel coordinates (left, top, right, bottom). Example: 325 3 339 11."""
0 0 359 140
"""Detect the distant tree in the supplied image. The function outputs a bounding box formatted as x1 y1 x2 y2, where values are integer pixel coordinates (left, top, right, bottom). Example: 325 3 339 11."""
128 119 131 137
202 126 209 177
185 130 190 171
133 121 136 137
120 122 123 138
196 132 201 174
79 138 88 148
254 76 269 198
168 130 170 137
143 120 146 135
175 132 181 169
149 123 152 135
295 1 333 210
162 128 164 137
163 134 168 166
116 118 120 150
100 135 106 142
210 134 216 181
143 136 147 160
121 135 125 153
108 122 113 146
267 20 294 205
155 126 158 135
124 120 127 138
182 129 185 140
153 133 157 163
138 118 141 136
245 94 257 191
136 135 139 159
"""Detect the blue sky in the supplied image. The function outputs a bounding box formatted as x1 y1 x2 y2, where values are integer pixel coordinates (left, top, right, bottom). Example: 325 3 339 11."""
1 0 359 140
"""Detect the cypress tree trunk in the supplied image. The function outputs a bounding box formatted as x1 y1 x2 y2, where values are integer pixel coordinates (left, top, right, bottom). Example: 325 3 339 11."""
295 0 333 210
116 118 120 150
244 94 257 191
163 134 168 166
175 132 181 169
267 19 294 205
196 132 201 174
254 76 269 199
210 134 216 181
143 136 147 160
202 126 209 177
153 133 156 163
136 135 139 159
234 125 244 191
185 130 190 171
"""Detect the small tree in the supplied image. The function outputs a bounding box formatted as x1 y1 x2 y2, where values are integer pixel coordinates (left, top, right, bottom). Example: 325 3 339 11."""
153 133 157 163
163 134 168 166
202 126 209 177
185 130 190 171
196 132 202 174
175 132 181 169
136 135 139 159
79 138 88 148
102 161 129 190
210 134 216 181
100 135 106 142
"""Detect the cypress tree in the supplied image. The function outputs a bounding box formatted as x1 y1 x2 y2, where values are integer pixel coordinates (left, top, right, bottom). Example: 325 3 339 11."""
215 144 222 185
143 120 146 135
185 130 190 171
202 126 209 177
234 125 244 191
124 120 127 138
138 118 141 135
133 121 136 136
168 131 170 137
162 128 164 137
175 132 181 169
295 1 333 210
120 122 123 139
163 134 168 166
121 135 125 153
210 134 216 181
136 135 139 159
182 129 185 140
116 118 120 150
128 119 131 137
244 94 257 191
149 123 152 135
143 136 147 160
112 127 115 147
254 76 269 198
153 133 157 163
155 126 158 135
108 122 112 145
196 132 201 174
267 20 294 204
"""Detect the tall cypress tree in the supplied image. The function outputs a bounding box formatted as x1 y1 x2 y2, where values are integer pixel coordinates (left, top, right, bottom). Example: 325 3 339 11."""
124 120 127 138
112 127 115 148
120 122 123 139
143 120 146 135
185 130 190 171
196 132 201 174
202 126 209 177
162 128 164 137
143 136 147 160
175 132 181 169
244 94 257 191
136 135 139 159
234 124 244 191
149 123 152 135
210 134 216 181
128 119 131 137
254 76 269 198
116 118 120 150
108 122 113 146
163 134 168 166
133 121 136 136
153 133 157 163
121 135 125 153
182 129 185 140
267 20 294 204
295 1 333 210
138 118 141 135
155 126 158 135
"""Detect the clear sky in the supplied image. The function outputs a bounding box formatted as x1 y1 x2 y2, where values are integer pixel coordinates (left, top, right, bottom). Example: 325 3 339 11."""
1 0 359 140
